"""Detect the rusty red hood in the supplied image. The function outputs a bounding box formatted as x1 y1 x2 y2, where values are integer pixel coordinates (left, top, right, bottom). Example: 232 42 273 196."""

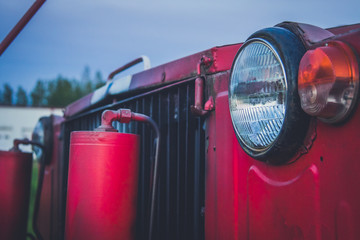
64 21 360 118
63 44 242 117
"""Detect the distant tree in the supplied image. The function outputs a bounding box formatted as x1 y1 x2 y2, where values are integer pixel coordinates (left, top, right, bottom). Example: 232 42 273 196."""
2 83 13 105
47 76 78 107
16 86 28 106
0 89 3 105
26 67 105 107
31 80 47 106
73 81 83 99
81 65 91 83
84 81 93 95
94 70 104 89
80 65 97 95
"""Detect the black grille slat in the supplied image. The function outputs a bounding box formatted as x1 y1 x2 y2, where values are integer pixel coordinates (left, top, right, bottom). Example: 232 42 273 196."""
184 85 190 238
62 80 205 240
165 92 171 239
177 86 186 239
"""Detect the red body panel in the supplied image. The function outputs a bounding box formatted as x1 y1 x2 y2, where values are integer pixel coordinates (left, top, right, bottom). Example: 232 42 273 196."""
0 150 32 240
206 55 360 240
327 23 360 35
204 24 360 240
209 93 360 239
65 131 139 240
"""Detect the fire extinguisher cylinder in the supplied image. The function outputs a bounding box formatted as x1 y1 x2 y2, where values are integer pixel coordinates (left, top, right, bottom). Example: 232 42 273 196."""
65 125 140 239
65 108 160 240
0 144 33 240
96 108 160 240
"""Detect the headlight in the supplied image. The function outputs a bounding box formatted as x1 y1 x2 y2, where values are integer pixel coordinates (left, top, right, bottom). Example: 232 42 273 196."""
32 116 53 164
230 39 286 151
229 27 310 164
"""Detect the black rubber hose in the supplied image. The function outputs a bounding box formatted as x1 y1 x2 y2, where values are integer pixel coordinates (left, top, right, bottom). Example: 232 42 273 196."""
131 113 160 240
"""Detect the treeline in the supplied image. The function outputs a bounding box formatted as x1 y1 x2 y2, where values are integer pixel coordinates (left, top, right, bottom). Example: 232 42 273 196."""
0 67 104 108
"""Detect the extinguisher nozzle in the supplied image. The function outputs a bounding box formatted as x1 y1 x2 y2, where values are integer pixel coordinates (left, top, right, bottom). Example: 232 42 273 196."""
95 109 135 132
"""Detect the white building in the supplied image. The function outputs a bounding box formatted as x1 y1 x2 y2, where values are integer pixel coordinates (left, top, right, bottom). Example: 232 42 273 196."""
0 106 63 152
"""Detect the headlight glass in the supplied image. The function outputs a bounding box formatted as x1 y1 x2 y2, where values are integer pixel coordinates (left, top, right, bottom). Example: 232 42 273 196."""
229 39 287 151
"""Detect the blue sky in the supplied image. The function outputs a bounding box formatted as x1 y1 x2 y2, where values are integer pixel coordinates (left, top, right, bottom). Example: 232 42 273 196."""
1 0 359 93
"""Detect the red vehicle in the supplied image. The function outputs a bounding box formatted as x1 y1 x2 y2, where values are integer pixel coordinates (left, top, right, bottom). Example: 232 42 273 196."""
2 20 360 240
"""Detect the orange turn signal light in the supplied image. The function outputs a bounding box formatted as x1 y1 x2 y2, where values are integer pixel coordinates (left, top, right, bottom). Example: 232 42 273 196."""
298 41 359 123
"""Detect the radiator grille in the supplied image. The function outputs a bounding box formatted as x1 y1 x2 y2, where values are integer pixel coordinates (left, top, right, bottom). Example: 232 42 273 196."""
62 80 205 240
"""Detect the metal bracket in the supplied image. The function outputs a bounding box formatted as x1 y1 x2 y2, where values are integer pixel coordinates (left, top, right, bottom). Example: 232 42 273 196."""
190 56 214 116
107 55 151 81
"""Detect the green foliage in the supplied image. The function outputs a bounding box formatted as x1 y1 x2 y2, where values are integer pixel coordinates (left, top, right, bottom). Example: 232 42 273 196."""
81 65 91 82
2 83 13 105
16 86 28 106
31 80 47 107
43 70 105 107
27 161 39 236
1 66 106 108
94 71 104 89
46 76 78 107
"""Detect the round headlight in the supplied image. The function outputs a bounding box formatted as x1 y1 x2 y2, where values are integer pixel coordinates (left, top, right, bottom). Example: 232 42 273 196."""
229 27 310 164
230 39 286 151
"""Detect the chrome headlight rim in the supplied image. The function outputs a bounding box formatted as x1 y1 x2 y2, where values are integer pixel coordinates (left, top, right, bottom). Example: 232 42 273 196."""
229 27 310 164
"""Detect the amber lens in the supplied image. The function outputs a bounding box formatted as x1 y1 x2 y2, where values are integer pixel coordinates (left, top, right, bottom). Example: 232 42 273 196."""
298 41 359 123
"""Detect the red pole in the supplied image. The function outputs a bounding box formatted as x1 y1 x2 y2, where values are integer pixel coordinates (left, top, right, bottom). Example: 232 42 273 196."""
0 0 46 56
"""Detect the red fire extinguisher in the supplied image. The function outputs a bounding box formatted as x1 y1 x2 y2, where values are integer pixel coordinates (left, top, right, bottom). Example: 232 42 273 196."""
65 109 160 240
0 140 33 240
